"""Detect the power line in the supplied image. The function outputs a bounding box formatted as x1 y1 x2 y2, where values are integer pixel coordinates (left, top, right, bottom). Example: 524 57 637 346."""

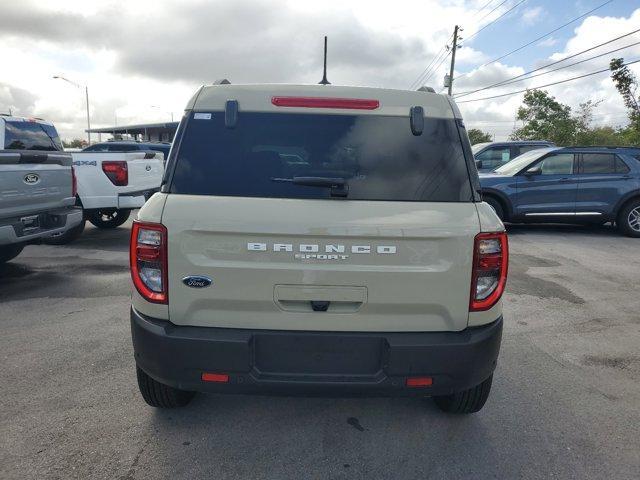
456 0 615 81
465 0 528 42
455 27 640 97
409 35 452 89
424 50 452 85
456 58 640 103
475 0 501 18
455 40 640 99
477 0 510 21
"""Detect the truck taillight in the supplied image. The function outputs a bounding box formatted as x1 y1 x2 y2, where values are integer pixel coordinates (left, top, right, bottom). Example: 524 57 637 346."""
71 166 77 197
470 232 508 312
102 161 128 186
130 221 168 304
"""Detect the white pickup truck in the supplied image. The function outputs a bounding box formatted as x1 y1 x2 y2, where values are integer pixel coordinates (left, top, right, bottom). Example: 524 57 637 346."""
46 151 164 243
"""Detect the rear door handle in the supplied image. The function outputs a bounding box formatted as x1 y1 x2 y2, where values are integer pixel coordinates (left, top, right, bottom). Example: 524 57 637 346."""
559 178 574 183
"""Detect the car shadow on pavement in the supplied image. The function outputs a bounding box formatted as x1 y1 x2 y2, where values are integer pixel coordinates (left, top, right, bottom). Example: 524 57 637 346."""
505 222 620 237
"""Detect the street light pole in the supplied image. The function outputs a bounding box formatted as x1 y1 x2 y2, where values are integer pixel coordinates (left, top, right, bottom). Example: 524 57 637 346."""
53 75 91 145
85 85 91 145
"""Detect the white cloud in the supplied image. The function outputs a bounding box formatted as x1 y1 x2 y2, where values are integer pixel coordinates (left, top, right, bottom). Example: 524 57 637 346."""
0 1 638 142
538 37 558 48
521 6 544 26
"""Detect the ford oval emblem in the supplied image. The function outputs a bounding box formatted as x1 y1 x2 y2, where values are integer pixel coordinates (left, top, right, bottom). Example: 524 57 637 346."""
24 173 40 185
182 276 212 288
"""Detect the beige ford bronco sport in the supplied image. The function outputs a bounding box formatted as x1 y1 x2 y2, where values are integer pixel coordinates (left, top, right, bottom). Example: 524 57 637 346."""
130 83 508 414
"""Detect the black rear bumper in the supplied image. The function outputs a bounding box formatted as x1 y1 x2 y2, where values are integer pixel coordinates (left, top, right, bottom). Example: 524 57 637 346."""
131 308 503 397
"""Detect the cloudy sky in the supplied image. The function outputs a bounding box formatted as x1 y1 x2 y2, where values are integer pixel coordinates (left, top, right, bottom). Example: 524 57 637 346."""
1 0 639 141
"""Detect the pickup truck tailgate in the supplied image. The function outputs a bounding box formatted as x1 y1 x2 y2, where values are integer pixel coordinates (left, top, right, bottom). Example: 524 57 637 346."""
0 150 74 219
124 152 164 193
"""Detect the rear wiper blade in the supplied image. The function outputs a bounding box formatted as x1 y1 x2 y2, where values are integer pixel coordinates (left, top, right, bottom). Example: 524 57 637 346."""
271 176 349 197
292 176 346 188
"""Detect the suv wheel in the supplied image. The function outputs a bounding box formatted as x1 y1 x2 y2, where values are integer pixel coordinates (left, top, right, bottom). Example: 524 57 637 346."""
618 200 640 238
136 367 195 408
484 197 504 221
88 209 131 229
0 244 25 264
433 375 493 414
43 220 86 245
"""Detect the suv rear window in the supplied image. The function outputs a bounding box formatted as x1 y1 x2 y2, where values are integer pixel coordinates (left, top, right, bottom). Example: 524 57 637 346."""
170 112 473 202
4 121 62 151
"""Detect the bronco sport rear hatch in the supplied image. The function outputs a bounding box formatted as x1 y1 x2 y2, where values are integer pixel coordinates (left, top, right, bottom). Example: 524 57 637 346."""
160 86 481 332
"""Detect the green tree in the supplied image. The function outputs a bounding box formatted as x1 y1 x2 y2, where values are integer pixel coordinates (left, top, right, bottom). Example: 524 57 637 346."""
610 58 640 142
62 138 88 149
467 128 493 145
510 90 578 145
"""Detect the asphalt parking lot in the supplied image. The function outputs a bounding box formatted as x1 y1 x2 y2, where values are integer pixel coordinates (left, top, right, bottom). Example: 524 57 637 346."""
1 220 639 480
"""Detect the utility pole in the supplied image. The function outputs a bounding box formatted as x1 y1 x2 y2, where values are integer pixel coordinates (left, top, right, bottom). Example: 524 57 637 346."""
448 25 460 96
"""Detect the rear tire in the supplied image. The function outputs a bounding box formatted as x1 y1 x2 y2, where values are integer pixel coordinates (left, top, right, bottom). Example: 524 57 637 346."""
617 199 640 238
0 244 25 264
433 375 493 414
88 209 131 229
43 220 86 245
136 366 195 408
484 196 505 221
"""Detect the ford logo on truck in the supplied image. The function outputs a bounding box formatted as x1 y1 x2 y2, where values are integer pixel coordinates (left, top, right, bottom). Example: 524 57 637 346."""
182 276 212 288
24 173 40 185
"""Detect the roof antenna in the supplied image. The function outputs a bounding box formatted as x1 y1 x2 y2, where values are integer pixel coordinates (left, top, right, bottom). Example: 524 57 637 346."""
319 36 331 85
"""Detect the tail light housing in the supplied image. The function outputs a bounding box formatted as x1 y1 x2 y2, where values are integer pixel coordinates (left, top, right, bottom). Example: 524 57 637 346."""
71 166 77 197
102 161 128 186
130 221 168 304
470 232 508 311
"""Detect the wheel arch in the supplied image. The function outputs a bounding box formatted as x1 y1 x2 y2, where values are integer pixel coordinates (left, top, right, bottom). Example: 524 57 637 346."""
614 191 640 219
481 189 513 220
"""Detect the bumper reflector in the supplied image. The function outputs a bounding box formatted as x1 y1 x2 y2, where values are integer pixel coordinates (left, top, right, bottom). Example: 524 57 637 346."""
406 376 433 387
201 372 230 383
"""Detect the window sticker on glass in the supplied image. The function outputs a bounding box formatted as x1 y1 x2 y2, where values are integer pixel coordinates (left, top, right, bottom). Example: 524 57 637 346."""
193 113 212 120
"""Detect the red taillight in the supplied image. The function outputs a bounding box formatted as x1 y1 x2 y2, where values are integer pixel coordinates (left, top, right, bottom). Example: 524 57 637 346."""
201 372 229 383
406 377 433 387
71 166 77 197
130 221 168 304
102 161 128 186
271 96 380 110
470 232 509 312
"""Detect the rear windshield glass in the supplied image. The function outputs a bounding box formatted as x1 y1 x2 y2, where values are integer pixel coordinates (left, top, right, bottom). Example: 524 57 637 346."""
4 121 63 151
170 112 473 202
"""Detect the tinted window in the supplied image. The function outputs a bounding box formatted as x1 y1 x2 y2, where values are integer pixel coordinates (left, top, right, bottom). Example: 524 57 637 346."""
616 157 630 173
476 146 510 163
495 148 555 176
170 112 473 202
518 144 547 155
581 153 615 174
4 121 62 151
539 153 574 175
